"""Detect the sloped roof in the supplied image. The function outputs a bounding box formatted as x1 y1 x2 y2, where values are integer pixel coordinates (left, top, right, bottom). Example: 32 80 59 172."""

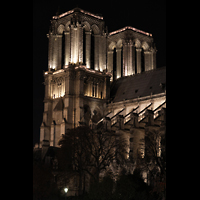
110 67 166 103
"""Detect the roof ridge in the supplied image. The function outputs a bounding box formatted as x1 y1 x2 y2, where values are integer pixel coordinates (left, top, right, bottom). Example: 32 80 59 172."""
53 7 103 20
109 26 152 37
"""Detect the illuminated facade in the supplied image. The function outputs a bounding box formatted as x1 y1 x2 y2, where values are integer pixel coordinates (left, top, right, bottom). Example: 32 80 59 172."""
38 8 166 195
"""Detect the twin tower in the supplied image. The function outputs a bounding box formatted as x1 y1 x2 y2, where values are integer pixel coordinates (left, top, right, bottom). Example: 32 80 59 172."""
40 8 157 147
47 7 156 79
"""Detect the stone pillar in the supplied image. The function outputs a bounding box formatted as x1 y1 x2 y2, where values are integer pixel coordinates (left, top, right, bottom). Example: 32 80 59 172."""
94 35 100 70
107 50 113 73
132 45 136 74
76 70 84 95
52 35 58 70
123 43 128 76
127 41 133 75
88 77 93 96
44 73 52 99
65 31 71 65
85 31 91 68
70 25 79 64
144 51 151 71
70 26 74 63
78 24 83 64
152 47 157 70
116 48 122 78
101 34 107 71
136 48 142 74
57 35 62 70
47 33 53 70
96 82 99 98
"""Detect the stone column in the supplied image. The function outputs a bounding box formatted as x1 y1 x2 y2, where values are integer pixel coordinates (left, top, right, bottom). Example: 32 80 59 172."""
107 50 113 73
47 33 53 70
65 31 71 66
152 47 157 70
101 34 107 71
94 35 100 71
99 36 103 71
128 41 133 75
96 82 99 98
70 24 79 64
78 24 83 64
116 48 122 78
57 35 62 69
144 51 151 71
52 35 58 70
132 45 136 74
136 48 142 74
123 43 128 76
85 31 91 68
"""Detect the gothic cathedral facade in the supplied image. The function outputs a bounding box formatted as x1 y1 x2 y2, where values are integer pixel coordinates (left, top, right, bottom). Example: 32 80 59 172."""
39 8 166 165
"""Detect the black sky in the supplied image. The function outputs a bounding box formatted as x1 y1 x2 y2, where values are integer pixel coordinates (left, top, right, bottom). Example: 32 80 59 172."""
33 0 166 146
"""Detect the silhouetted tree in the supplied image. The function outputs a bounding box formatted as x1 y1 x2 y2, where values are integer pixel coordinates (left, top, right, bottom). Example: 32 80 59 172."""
88 175 114 200
33 154 60 200
59 125 128 195
139 129 166 200
113 169 150 200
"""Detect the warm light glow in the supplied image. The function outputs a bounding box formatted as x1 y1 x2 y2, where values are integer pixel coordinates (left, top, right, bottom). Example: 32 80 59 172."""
53 9 74 19
64 187 68 193
109 26 152 37
53 69 64 75
52 8 103 20
80 9 103 20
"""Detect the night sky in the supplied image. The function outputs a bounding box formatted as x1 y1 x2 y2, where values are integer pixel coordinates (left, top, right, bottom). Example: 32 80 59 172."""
33 0 166 147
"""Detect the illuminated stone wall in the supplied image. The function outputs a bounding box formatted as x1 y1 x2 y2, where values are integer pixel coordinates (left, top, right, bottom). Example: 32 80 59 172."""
47 8 106 72
107 27 157 80
40 64 111 147
40 8 162 151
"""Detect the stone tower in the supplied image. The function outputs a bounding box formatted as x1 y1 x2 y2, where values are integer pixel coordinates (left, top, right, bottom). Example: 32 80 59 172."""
40 8 111 147
39 7 159 148
107 26 157 81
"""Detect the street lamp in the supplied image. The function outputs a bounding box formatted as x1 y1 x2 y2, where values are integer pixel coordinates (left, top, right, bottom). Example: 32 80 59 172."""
64 187 68 200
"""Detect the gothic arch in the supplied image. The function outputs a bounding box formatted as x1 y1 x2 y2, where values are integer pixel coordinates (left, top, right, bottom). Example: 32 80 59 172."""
108 41 116 50
142 41 149 50
82 21 91 32
91 24 100 35
134 38 141 48
57 24 65 34
65 21 71 32
116 39 123 48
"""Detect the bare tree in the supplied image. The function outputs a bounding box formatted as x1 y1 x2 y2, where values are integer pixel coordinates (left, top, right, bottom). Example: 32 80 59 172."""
59 126 128 194
138 128 166 198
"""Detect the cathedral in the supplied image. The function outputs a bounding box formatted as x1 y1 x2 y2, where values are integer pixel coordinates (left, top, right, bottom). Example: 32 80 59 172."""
36 7 166 196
